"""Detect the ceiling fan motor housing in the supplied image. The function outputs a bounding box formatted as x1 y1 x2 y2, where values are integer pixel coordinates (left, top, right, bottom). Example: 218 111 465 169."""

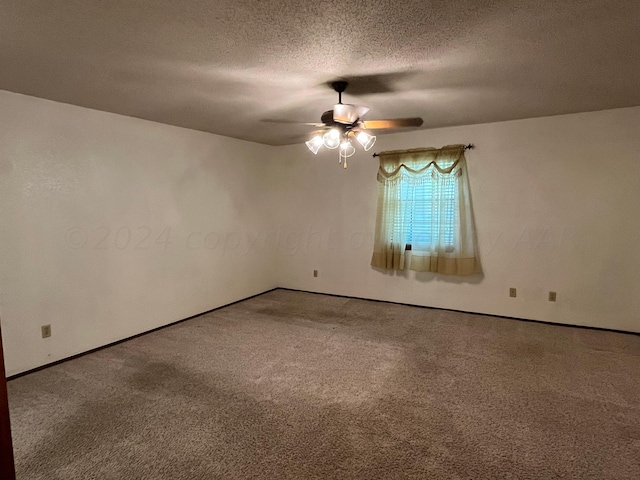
321 110 361 135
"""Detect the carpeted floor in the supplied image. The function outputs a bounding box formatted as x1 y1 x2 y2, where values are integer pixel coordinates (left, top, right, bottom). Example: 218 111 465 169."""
8 289 640 479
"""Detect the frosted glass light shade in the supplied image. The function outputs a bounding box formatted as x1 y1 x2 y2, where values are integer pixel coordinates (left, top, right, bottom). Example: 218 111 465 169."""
356 131 377 151
339 140 355 158
305 135 323 154
323 129 341 149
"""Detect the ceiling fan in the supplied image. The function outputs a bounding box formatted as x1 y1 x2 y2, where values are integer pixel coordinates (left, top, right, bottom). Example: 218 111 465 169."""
305 81 423 168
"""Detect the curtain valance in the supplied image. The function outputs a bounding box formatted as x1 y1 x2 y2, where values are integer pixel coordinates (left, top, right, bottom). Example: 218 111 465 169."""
376 145 465 183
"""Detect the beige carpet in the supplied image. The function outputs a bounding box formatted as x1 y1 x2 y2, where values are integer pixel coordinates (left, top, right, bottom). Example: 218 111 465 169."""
8 289 640 479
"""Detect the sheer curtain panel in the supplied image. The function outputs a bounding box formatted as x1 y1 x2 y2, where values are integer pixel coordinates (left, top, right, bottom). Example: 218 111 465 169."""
371 145 481 275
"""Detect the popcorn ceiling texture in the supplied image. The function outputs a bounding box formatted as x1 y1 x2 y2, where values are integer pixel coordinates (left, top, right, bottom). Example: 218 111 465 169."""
0 0 638 145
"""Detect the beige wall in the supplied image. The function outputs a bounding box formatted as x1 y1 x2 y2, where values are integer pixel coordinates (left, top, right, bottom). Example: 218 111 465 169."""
0 91 278 376
1 90 639 376
272 107 640 333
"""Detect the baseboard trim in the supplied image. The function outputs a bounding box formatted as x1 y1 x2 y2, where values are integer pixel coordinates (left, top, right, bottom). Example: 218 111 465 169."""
7 288 278 381
277 287 640 337
9 285 638 380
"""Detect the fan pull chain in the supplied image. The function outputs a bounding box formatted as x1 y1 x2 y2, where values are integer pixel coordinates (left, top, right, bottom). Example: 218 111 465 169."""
338 150 348 168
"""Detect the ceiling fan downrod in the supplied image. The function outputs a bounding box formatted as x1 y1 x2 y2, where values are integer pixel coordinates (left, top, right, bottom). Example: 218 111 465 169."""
331 80 348 104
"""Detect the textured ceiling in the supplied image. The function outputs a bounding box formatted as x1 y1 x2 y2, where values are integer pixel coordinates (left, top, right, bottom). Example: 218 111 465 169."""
1 0 639 146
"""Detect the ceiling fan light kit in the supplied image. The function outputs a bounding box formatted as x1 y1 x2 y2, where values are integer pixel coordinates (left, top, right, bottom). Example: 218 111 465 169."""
304 81 423 168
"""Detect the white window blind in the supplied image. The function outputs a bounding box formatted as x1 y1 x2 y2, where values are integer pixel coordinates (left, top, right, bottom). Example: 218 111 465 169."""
394 162 457 249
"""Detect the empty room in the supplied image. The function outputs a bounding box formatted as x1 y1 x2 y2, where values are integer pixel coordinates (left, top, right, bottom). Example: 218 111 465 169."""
1 1 639 479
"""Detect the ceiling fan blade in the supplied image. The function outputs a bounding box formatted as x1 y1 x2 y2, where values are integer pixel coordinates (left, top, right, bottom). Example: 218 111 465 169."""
262 119 325 126
333 104 370 124
361 118 424 129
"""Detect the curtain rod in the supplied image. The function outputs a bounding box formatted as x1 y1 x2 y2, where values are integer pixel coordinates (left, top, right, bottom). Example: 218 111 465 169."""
371 144 475 158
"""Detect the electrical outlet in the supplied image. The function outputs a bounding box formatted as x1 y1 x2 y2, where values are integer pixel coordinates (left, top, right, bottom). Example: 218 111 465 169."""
549 291 557 302
509 288 517 298
41 324 52 338
313 270 318 277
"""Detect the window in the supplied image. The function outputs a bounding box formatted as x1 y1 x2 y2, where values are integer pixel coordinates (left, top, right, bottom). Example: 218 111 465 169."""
371 146 480 275
395 160 456 250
